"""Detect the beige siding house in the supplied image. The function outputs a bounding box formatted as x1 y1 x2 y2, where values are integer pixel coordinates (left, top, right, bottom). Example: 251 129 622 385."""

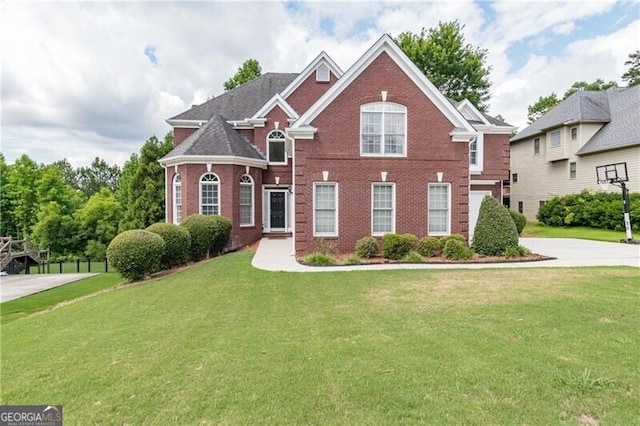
510 85 640 220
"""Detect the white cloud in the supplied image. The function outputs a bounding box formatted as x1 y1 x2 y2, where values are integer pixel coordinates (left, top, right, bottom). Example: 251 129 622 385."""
1 0 637 167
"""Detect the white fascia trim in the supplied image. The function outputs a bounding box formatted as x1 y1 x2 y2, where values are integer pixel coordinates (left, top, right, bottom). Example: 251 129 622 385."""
251 94 299 120
457 99 490 125
450 131 477 142
474 124 517 134
160 155 268 169
285 126 317 139
166 119 205 128
470 179 500 185
281 52 344 99
292 34 475 134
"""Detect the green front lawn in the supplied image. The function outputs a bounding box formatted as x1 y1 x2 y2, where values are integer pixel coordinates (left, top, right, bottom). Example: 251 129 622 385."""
522 222 629 242
2 252 639 424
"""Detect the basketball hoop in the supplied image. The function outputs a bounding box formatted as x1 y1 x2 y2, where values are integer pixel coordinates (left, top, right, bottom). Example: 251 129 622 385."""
597 179 610 191
595 162 636 244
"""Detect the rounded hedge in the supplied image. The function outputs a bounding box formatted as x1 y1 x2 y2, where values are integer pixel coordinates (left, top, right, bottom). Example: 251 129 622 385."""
472 196 519 256
180 214 233 261
510 210 527 235
382 233 418 260
146 222 192 269
443 239 473 261
355 236 379 258
417 236 440 257
106 229 165 281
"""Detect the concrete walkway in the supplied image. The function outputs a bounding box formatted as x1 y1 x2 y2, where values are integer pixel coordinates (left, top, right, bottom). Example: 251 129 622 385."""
251 237 640 272
0 274 97 303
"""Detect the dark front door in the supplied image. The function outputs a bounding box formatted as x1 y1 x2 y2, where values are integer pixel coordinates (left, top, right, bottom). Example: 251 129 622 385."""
269 191 286 230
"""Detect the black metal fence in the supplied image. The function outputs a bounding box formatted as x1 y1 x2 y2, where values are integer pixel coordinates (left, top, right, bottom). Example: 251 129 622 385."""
27 259 111 274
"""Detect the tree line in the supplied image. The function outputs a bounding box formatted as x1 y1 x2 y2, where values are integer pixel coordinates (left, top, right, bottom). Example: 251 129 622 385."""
1 133 173 260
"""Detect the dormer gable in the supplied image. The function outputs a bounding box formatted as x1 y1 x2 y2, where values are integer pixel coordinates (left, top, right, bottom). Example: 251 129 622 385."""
456 99 490 125
280 52 343 100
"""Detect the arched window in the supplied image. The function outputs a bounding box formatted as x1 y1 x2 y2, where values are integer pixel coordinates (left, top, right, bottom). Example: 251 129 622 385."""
239 174 254 226
267 130 287 164
360 102 406 156
200 173 220 215
173 174 182 224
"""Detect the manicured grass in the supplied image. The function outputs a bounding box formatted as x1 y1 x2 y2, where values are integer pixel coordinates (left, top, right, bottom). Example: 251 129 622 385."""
522 222 628 242
1 273 123 324
2 252 639 424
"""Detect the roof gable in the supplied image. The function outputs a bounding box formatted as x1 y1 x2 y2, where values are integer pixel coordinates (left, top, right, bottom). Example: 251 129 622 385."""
280 51 343 100
251 94 299 120
290 34 476 137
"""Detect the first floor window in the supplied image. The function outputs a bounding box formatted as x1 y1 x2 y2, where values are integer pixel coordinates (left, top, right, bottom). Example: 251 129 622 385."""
173 174 182 224
314 183 338 236
372 183 395 235
569 162 577 180
200 173 220 215
512 173 518 183
239 175 254 226
518 201 524 214
428 183 450 235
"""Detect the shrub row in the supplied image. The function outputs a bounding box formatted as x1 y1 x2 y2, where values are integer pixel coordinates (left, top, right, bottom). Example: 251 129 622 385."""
537 190 640 231
106 214 232 281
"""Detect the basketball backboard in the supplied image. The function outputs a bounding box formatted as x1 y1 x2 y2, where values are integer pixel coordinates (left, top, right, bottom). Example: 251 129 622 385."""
595 162 628 185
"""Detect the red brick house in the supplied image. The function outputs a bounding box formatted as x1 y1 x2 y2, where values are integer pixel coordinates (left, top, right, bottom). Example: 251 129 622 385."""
160 35 514 254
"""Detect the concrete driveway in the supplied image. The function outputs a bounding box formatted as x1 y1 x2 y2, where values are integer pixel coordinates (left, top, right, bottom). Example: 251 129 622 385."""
0 274 97 303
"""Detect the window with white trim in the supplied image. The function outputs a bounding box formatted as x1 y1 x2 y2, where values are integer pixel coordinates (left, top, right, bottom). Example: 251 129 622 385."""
200 173 220 215
173 174 182 224
313 183 338 236
267 130 287 164
239 174 254 226
549 130 561 148
316 63 330 82
428 183 450 235
570 127 577 140
534 138 540 155
469 138 478 166
361 102 406 156
372 183 395 235
569 162 577 180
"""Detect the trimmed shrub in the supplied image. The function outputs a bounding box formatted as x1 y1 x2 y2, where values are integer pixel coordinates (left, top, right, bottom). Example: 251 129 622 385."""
443 239 473 261
504 245 532 259
302 252 337 266
106 230 165 281
441 234 466 247
208 215 233 255
402 250 424 262
146 222 192 269
381 233 417 260
180 215 214 261
510 211 527 235
417 236 440 257
472 196 519 256
355 236 379 259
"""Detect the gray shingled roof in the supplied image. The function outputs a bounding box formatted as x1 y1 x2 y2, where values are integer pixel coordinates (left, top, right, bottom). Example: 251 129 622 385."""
447 98 512 127
577 85 640 155
170 73 299 121
511 89 612 142
161 114 265 161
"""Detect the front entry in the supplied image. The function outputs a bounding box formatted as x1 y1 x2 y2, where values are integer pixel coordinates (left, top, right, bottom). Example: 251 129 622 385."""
264 189 289 232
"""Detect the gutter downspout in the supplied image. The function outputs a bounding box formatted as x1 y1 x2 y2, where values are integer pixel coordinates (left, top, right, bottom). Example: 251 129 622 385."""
289 135 296 256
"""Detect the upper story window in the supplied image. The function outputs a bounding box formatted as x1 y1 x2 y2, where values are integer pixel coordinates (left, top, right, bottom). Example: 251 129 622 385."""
316 64 330 82
361 102 406 156
469 138 477 166
570 127 578 140
200 173 220 215
173 174 182 224
267 130 287 164
549 130 561 148
534 138 540 155
239 174 254 226
469 134 483 172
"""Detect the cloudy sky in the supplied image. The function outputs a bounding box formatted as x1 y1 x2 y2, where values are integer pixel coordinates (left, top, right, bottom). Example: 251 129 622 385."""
2 1 638 167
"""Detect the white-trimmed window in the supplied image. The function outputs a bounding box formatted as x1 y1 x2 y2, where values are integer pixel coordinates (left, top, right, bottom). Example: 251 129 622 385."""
313 183 338 236
549 130 561 148
570 127 578 140
534 138 540 155
372 183 395 235
200 173 220 215
469 138 478 166
239 174 254 226
361 102 406 156
569 162 577 180
428 183 451 235
469 133 484 172
267 130 287 164
173 174 182 224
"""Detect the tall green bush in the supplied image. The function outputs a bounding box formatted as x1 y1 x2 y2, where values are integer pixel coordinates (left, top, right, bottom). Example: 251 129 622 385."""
146 222 191 269
472 196 519 256
106 229 165 281
180 214 232 261
208 215 233 255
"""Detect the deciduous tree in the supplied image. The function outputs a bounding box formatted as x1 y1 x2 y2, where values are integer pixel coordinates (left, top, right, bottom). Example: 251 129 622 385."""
395 21 492 111
622 49 640 86
223 59 262 91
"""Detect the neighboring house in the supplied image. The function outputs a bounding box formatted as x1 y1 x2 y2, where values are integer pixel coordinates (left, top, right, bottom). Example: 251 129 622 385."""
160 35 514 255
510 85 640 220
